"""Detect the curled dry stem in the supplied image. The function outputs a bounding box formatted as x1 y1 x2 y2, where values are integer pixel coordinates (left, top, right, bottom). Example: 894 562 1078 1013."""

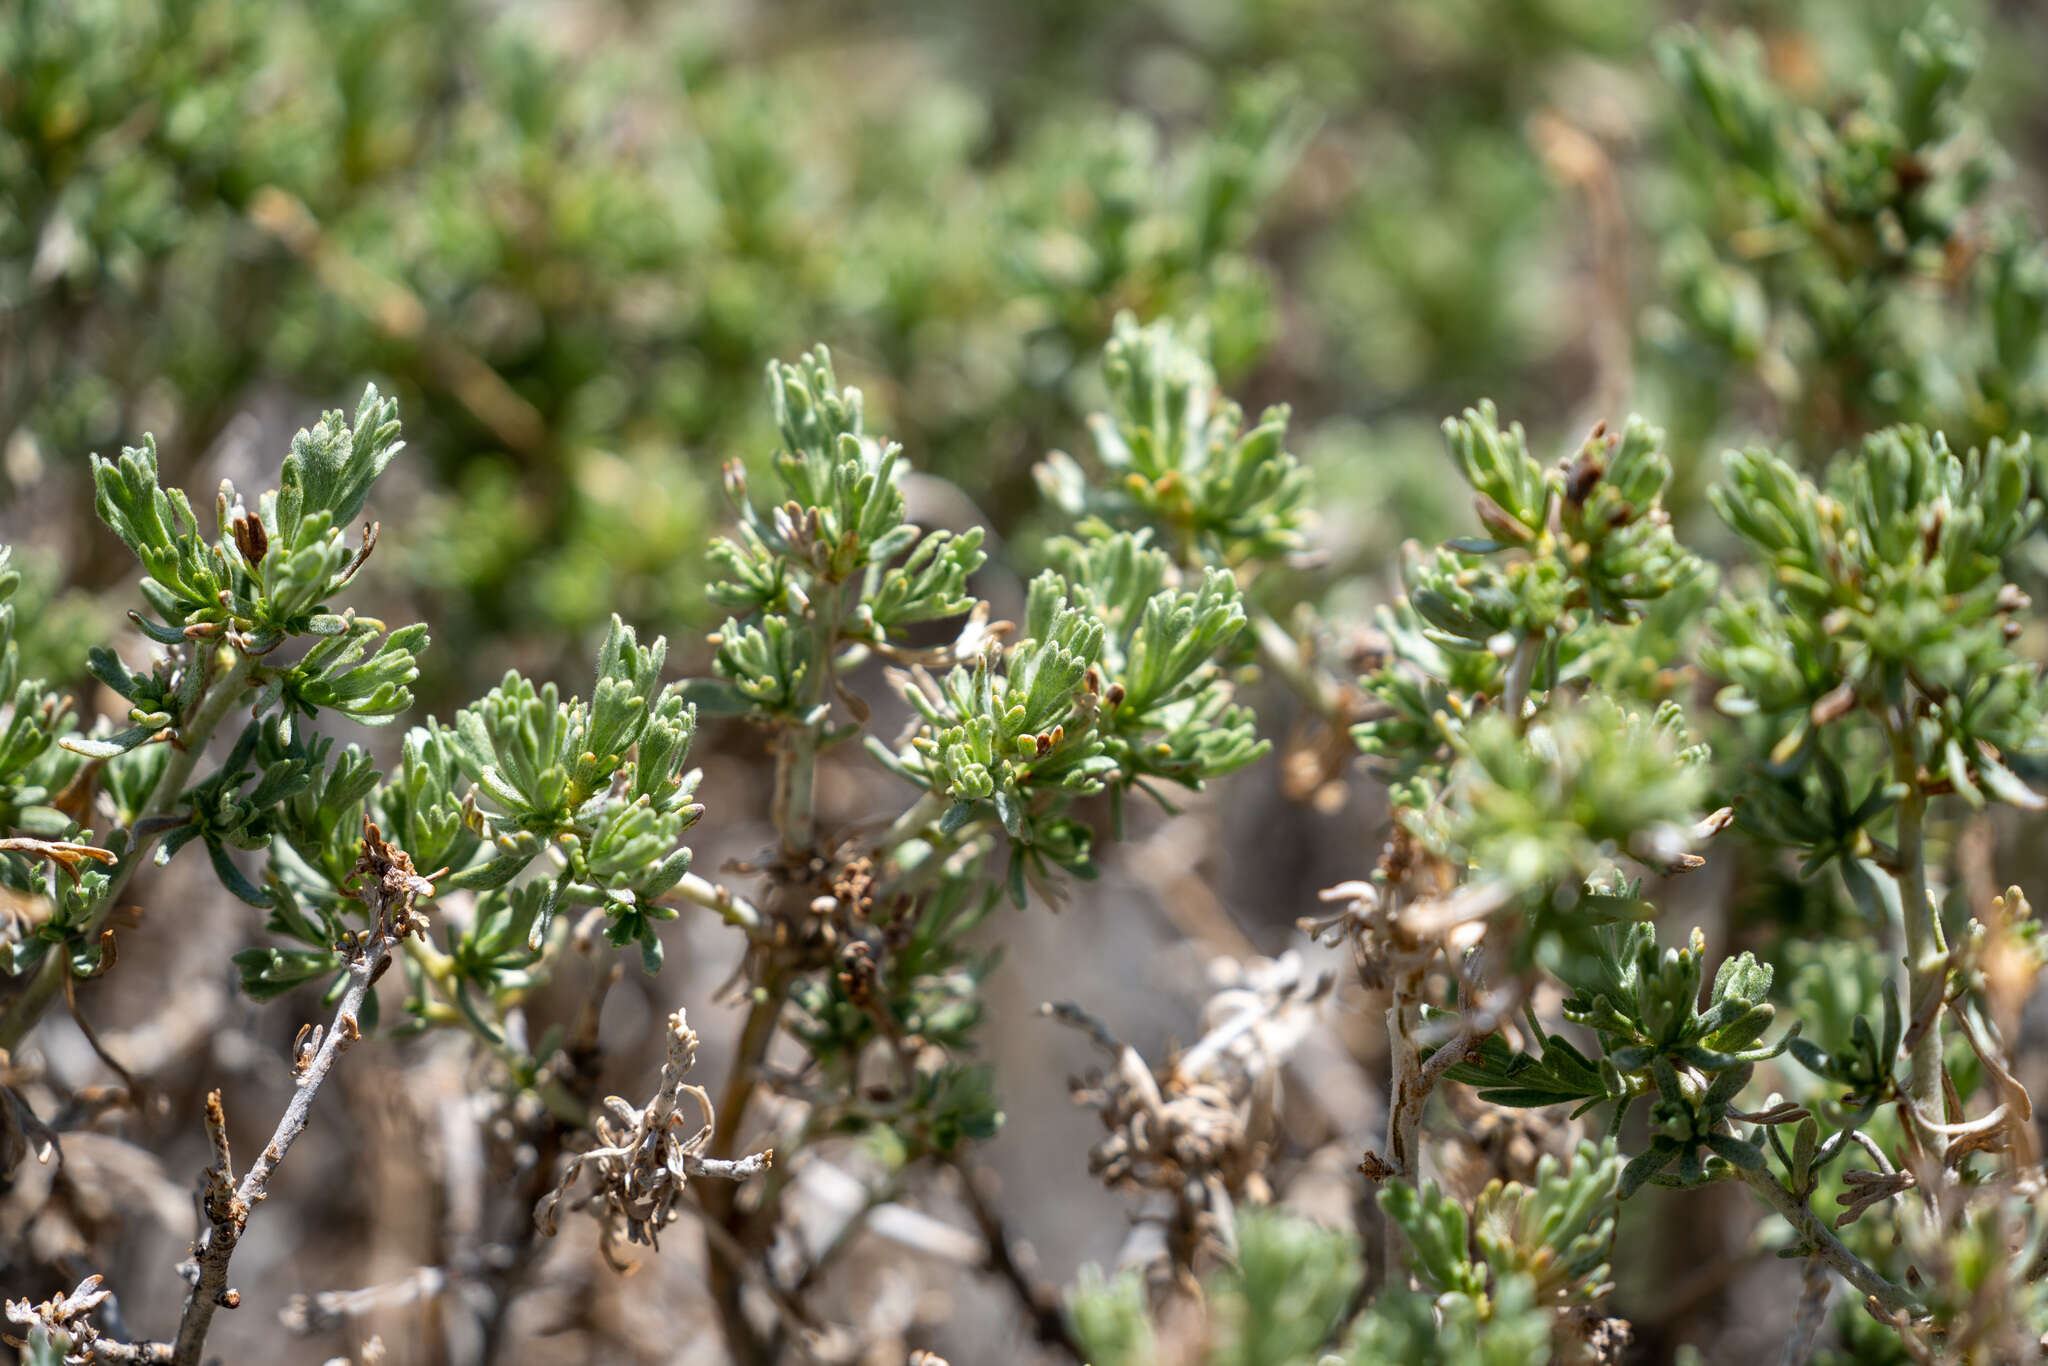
4 1275 174 1364
535 1006 773 1269
0 837 118 882
1315 877 1509 1181
1048 952 1323 1285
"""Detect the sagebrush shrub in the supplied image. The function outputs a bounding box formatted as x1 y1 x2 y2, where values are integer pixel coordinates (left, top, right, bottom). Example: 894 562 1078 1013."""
9 6 2048 1366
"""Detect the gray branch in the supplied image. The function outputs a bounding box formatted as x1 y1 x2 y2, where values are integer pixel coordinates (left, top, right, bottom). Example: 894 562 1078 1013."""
169 922 395 1364
1739 1165 1919 1317
169 818 433 1365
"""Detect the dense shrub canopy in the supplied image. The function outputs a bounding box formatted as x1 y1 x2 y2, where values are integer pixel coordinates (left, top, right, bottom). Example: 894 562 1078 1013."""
7 3 2048 1365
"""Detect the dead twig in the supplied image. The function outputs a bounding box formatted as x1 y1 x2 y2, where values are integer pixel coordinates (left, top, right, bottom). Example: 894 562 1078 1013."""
168 817 434 1366
952 1158 1085 1362
279 1267 449 1337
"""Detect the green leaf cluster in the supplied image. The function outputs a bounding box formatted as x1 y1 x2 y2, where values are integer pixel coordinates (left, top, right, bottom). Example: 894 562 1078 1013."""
1356 406 1701 809
1066 1211 1363 1366
1421 699 1710 900
877 530 1263 897
1568 926 1781 1193
708 346 989 716
1659 14 2048 451
1381 1140 1621 1309
1353 1148 1624 1365
1708 426 2046 861
91 389 410 656
1036 313 1309 568
0 549 79 838
0 386 706 1028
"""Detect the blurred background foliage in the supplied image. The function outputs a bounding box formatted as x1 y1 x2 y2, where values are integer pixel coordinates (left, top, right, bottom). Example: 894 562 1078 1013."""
10 0 2046 709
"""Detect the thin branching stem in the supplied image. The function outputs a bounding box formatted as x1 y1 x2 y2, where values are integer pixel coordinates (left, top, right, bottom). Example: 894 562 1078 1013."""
1380 945 1508 1303
952 1157 1086 1362
1779 1257 1833 1366
1250 607 1347 725
700 975 787 1366
1887 721 1947 1157
772 579 846 864
676 1198 822 1347
169 820 429 1365
877 790 947 855
775 725 820 866
704 572 847 1363
171 926 392 1362
1737 1165 1919 1316
663 871 766 936
1384 956 1432 1180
